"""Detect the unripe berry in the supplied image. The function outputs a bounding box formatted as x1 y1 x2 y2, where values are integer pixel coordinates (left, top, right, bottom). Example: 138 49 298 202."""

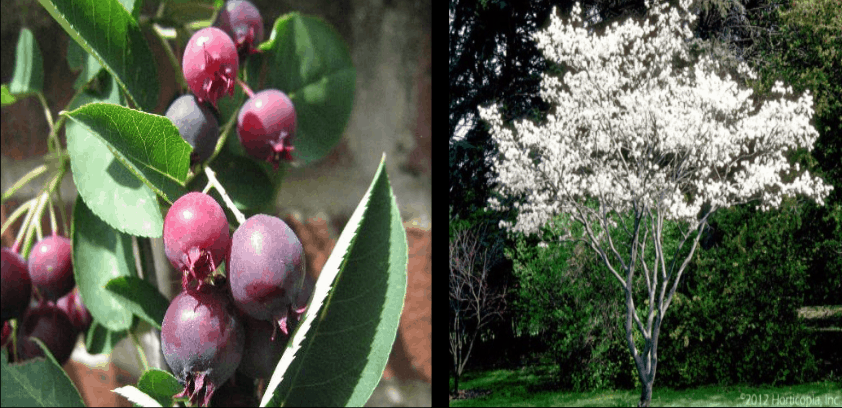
165 95 220 165
237 89 296 169
182 27 239 108
163 192 231 290
28 235 74 301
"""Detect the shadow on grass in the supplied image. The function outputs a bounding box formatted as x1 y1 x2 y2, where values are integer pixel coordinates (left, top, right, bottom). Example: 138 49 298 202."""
449 366 842 407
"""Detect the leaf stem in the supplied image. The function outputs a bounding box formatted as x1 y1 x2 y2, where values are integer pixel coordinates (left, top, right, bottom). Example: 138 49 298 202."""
1 164 47 204
128 330 150 373
1 199 35 242
204 166 246 225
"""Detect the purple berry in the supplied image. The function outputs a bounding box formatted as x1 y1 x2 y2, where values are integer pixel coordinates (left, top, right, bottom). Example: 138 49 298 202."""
182 27 239 108
161 287 244 407
214 0 264 57
237 313 285 379
13 302 77 365
238 274 312 379
227 215 306 340
56 286 92 334
2 247 31 321
165 95 220 165
163 192 231 291
237 89 296 169
28 235 74 301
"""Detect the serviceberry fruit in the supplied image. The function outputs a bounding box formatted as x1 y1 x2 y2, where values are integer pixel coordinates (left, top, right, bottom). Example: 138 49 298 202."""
228 214 306 340
13 302 77 365
161 286 244 407
237 313 285 379
214 0 264 58
56 287 92 334
163 192 231 291
182 27 239 108
1 247 31 321
237 89 297 169
28 235 74 301
238 274 312 379
165 94 220 165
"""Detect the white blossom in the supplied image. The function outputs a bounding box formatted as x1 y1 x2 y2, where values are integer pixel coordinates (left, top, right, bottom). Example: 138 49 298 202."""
482 0 831 238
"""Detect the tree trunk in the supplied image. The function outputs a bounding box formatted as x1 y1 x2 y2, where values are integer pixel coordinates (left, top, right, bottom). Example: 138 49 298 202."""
453 373 460 396
638 376 653 407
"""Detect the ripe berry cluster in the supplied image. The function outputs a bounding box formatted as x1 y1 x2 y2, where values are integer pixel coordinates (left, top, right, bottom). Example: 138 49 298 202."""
161 192 310 407
2 237 93 366
169 0 297 170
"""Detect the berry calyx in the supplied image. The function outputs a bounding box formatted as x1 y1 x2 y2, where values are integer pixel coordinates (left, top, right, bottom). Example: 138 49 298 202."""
214 0 264 58
227 215 306 340
163 192 231 291
1 247 31 321
182 27 239 108
237 89 297 170
165 94 220 165
28 235 74 301
161 286 244 407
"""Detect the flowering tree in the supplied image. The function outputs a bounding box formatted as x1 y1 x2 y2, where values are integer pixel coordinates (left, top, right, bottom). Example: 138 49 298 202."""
479 0 832 406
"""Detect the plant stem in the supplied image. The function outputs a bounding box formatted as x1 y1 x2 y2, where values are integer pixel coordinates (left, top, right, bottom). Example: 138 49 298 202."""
237 77 255 99
129 330 150 373
1 164 48 203
204 166 246 225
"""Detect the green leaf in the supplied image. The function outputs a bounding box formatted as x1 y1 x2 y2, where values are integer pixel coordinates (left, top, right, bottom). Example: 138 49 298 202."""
67 37 103 90
0 349 84 407
72 196 135 331
262 154 407 406
65 100 189 236
37 0 158 111
136 369 183 408
9 28 44 95
64 77 168 236
253 13 356 166
1 85 16 106
85 321 127 355
105 276 169 330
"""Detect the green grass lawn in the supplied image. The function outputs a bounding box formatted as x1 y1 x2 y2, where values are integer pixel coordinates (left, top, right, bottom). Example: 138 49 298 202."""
449 368 842 407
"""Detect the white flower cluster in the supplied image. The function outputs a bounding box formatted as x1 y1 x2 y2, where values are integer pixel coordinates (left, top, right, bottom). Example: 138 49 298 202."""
481 0 832 236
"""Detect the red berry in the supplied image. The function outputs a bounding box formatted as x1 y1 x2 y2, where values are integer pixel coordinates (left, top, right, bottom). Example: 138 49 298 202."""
28 235 74 301
182 27 239 108
215 0 264 57
13 302 77 365
227 215 306 340
237 89 296 169
163 192 231 291
161 287 244 407
56 286 92 334
1 247 31 321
